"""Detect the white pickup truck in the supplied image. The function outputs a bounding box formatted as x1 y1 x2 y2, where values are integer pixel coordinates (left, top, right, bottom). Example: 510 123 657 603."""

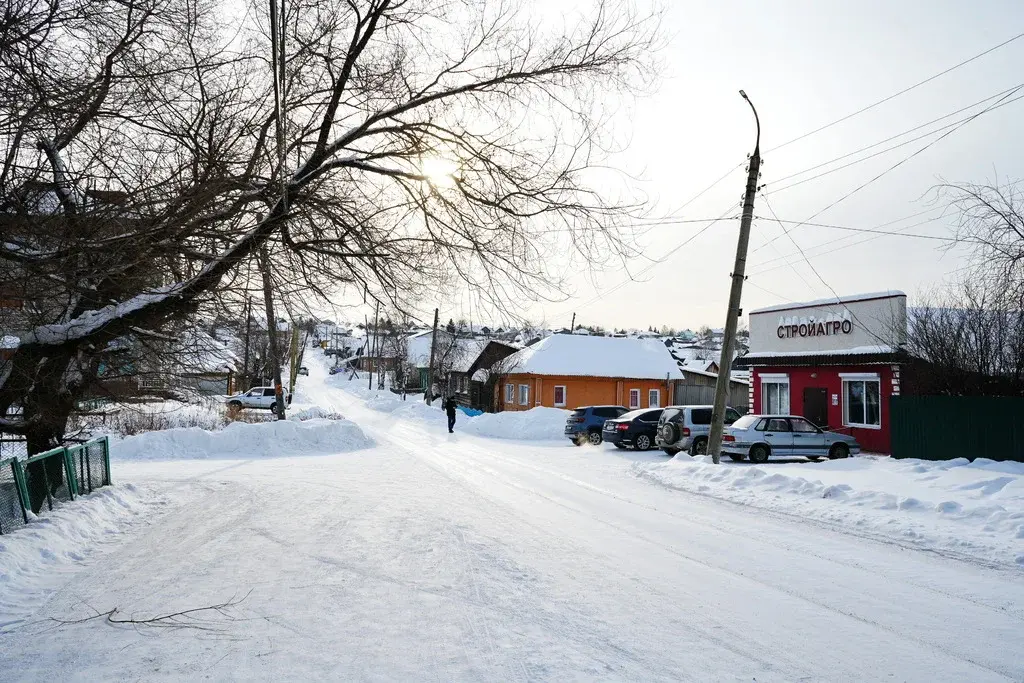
226 386 293 414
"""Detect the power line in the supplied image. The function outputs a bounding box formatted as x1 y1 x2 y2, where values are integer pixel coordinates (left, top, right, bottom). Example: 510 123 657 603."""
754 217 958 242
748 214 950 277
767 31 1024 152
754 84 1024 254
767 89 1024 195
550 201 742 317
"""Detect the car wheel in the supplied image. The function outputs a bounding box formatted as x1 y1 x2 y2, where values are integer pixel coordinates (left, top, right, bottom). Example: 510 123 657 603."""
828 443 850 459
662 448 679 456
588 431 603 446
270 403 279 415
614 443 627 449
228 401 242 409
729 454 745 462
748 444 770 464
635 434 652 450
690 437 708 456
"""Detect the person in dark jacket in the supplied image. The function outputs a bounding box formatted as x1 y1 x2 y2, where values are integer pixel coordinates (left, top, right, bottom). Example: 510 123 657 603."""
444 396 458 433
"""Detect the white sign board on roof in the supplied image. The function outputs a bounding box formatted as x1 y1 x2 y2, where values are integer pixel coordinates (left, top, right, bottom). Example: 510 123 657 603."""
748 291 907 356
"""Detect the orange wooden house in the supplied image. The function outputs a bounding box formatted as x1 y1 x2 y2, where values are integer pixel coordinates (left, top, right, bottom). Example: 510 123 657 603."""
496 335 683 412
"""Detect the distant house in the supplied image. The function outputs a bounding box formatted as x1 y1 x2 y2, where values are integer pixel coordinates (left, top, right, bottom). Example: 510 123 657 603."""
448 340 519 411
496 335 683 411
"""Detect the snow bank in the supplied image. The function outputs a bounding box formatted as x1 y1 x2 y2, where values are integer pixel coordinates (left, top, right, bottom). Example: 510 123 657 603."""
633 456 1024 567
0 484 153 631
462 407 570 441
112 417 373 460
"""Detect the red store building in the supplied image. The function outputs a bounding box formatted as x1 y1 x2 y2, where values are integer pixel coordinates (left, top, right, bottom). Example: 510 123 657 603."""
738 291 907 454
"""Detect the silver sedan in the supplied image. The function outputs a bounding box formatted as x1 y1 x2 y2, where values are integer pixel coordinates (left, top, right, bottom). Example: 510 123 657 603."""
722 414 861 463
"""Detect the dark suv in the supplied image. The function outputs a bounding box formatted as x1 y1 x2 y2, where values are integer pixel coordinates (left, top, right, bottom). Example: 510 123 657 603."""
565 405 628 445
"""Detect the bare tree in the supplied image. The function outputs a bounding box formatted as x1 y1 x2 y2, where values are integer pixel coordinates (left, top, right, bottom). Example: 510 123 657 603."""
942 180 1024 302
1 0 660 452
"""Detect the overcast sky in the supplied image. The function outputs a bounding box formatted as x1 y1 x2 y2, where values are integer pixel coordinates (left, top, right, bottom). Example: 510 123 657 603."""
342 1 1024 331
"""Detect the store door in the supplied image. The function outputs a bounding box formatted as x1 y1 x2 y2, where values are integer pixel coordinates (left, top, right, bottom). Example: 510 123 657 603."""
803 387 829 428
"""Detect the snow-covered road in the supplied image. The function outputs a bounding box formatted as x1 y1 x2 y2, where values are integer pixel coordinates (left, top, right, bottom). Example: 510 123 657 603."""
2 358 1023 681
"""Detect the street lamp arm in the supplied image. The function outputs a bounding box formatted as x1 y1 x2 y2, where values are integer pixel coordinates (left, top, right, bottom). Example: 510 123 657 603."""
739 90 761 154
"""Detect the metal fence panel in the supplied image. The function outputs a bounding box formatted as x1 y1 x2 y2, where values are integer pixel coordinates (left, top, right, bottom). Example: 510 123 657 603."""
67 438 112 495
891 396 1024 462
22 447 74 514
0 457 29 535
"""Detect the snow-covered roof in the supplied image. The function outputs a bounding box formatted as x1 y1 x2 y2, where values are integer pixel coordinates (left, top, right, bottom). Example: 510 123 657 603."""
504 335 684 380
750 291 907 316
743 345 895 359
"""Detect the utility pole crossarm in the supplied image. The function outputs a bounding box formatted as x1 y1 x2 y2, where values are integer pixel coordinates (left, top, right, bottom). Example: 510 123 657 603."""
707 90 762 465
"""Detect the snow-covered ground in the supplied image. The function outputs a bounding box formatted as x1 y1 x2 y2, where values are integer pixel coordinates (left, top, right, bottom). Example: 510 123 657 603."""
1 353 1022 681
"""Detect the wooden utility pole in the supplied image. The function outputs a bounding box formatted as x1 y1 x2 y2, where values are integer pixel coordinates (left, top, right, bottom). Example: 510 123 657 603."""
570 312 576 334
425 307 439 405
242 297 252 389
708 90 761 464
368 300 380 391
259 247 287 419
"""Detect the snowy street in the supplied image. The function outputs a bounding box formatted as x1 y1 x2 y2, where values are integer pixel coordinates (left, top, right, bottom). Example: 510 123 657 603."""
2 358 1023 681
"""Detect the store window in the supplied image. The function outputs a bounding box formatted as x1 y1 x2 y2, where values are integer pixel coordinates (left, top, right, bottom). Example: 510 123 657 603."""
629 389 640 408
505 383 515 404
842 375 881 428
648 388 660 408
554 385 566 407
761 374 790 414
518 384 530 406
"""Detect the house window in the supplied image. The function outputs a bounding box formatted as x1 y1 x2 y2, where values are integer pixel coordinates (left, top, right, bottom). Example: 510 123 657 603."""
648 389 660 408
760 374 790 414
518 384 530 406
505 383 515 404
842 374 881 428
629 388 640 408
553 385 566 407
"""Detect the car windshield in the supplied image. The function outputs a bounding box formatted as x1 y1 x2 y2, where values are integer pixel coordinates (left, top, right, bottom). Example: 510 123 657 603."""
618 409 648 421
731 415 760 430
660 408 681 422
572 409 587 417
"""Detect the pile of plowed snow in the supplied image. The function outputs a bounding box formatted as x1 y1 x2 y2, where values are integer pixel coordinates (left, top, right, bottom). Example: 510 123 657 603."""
461 406 570 440
112 417 373 460
634 455 1024 567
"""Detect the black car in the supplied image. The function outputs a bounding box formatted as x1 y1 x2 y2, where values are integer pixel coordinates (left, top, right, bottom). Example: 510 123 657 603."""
601 408 663 450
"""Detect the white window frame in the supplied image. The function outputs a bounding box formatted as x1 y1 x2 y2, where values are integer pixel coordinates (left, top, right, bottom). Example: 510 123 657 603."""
760 373 790 415
518 384 530 406
553 385 567 407
648 388 660 408
840 373 882 430
629 388 640 409
504 383 515 404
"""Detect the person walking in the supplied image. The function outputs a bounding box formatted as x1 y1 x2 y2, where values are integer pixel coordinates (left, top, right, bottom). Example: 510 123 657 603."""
444 395 458 433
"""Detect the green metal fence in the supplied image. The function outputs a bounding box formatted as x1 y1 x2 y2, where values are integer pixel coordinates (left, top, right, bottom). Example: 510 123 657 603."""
0 436 113 534
0 456 30 535
23 446 75 513
890 396 1024 461
67 438 112 495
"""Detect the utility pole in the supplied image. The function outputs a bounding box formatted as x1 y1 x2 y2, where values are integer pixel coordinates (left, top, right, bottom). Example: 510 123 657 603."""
368 300 380 391
259 247 287 419
242 296 252 389
708 90 761 465
570 312 576 334
426 307 439 405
